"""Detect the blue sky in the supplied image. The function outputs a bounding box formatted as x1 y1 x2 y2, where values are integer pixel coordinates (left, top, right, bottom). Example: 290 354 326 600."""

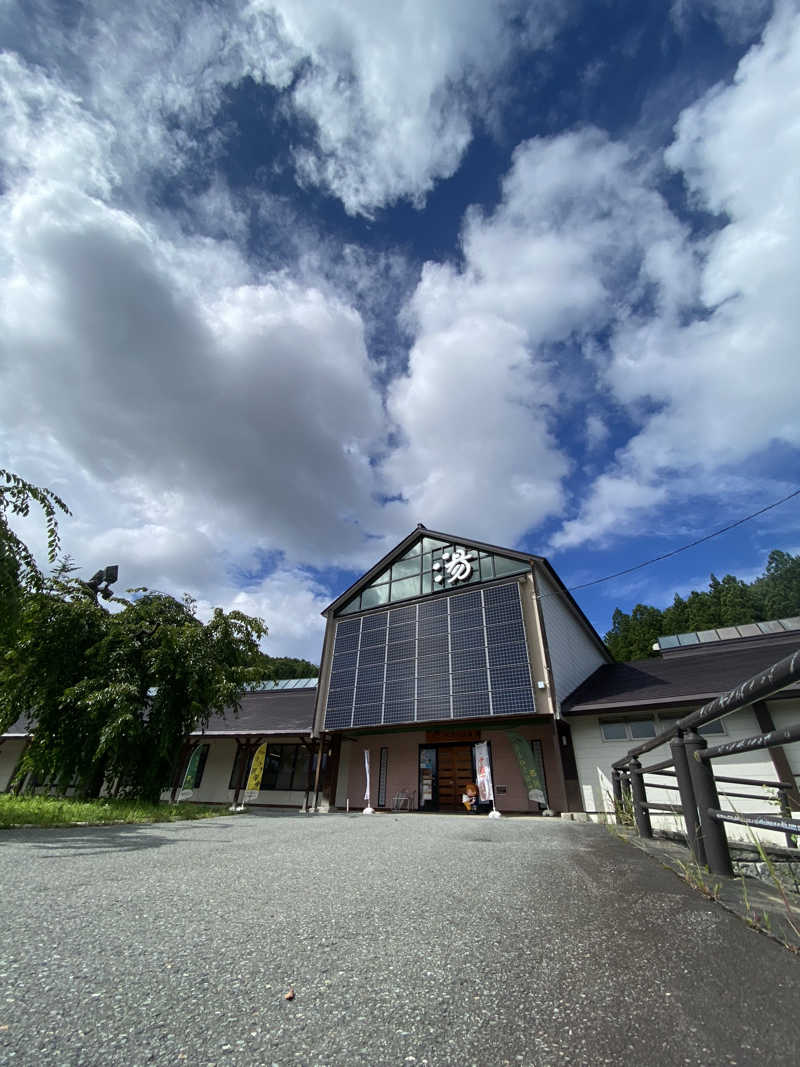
1 0 799 660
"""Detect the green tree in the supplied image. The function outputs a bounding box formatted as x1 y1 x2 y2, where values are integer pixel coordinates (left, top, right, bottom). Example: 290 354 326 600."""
0 470 268 802
662 593 690 636
604 550 800 658
257 653 319 679
0 469 69 646
718 573 756 626
2 580 267 802
751 550 800 620
604 603 664 660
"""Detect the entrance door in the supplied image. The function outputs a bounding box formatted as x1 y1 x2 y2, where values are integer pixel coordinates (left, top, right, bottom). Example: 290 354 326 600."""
436 744 474 809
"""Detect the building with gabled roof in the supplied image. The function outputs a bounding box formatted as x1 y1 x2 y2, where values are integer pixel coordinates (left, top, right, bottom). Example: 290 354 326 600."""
309 524 612 814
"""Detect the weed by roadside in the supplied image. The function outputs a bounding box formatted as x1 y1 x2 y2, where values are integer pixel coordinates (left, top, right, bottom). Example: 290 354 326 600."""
675 856 722 901
0 795 226 828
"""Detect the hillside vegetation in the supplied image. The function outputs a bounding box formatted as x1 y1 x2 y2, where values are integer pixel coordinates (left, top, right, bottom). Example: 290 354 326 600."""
605 550 800 661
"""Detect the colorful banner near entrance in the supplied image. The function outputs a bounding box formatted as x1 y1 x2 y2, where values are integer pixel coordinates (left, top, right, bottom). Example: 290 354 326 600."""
473 741 494 803
244 742 267 802
506 730 546 806
178 744 203 798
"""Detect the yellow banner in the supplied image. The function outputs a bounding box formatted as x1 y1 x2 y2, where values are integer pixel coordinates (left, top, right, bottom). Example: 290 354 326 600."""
246 743 268 792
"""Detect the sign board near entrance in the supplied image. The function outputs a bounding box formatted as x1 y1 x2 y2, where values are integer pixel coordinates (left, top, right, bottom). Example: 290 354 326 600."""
425 728 481 743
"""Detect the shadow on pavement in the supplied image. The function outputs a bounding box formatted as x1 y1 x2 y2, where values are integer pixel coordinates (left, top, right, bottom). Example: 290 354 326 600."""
5 824 176 856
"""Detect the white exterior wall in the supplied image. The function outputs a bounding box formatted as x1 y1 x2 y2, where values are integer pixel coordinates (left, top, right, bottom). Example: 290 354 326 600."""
0 739 26 791
570 701 800 847
335 737 352 808
537 569 608 707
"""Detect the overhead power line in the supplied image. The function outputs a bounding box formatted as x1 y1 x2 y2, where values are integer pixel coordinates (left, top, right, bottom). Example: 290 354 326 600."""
567 486 800 593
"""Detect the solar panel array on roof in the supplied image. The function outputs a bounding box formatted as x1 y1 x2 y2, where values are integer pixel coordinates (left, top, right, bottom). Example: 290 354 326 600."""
654 617 800 651
324 581 535 730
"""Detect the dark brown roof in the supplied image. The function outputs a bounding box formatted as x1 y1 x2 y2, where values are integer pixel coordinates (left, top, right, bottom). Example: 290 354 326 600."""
563 633 800 714
3 692 317 741
191 690 316 737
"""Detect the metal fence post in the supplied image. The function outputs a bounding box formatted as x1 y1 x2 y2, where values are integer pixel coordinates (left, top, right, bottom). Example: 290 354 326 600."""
685 730 733 878
612 769 623 810
778 788 798 849
670 733 706 868
629 758 652 838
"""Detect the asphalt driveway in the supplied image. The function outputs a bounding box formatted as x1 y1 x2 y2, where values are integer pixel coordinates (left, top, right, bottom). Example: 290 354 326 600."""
0 812 797 1066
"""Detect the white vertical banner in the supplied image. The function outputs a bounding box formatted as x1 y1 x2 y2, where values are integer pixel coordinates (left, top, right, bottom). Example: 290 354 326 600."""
363 749 374 815
474 741 501 818
474 741 493 801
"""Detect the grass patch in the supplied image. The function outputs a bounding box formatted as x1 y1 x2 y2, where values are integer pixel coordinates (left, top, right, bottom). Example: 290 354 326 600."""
0 795 226 828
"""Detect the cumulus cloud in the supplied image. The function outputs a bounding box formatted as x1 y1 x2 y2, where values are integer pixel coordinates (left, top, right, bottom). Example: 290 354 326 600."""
278 0 565 214
385 127 694 545
555 2 800 549
0 50 395 654
0 186 387 558
2 0 572 218
3 0 799 656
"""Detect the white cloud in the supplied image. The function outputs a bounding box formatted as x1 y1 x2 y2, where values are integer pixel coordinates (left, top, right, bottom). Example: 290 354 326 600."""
0 183 388 558
385 128 694 546
2 0 573 218
4 0 799 657
552 3 800 549
257 0 572 214
584 415 610 451
219 568 330 662
0 51 397 658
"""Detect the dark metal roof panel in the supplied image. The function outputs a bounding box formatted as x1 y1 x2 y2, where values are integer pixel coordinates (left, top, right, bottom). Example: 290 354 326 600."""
563 634 800 714
3 694 316 741
190 690 316 737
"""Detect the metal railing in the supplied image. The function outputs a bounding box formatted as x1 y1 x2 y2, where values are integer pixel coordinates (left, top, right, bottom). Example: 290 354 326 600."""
611 649 800 877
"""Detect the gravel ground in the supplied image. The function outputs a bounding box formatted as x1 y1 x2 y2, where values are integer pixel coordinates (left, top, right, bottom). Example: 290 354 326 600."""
0 812 798 1067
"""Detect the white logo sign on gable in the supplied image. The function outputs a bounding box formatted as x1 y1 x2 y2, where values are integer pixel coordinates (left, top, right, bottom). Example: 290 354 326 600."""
433 548 478 585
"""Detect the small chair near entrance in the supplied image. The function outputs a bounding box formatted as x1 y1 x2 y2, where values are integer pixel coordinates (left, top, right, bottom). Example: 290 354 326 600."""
392 789 416 811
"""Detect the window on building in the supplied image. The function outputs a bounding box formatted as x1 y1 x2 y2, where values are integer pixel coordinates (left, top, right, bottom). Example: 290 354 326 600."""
378 747 388 807
228 742 313 792
600 713 726 742
599 720 630 741
657 713 725 737
228 745 254 790
260 744 312 791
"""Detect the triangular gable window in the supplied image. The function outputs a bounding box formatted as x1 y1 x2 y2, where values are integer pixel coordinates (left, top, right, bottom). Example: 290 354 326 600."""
336 537 528 615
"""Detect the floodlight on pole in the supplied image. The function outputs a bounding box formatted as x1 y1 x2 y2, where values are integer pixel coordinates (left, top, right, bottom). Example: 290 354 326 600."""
83 564 119 601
